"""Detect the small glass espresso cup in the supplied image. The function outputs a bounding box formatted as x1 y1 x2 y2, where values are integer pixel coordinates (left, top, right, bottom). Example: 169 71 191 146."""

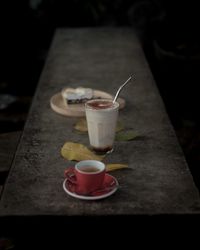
85 99 119 154
64 160 106 195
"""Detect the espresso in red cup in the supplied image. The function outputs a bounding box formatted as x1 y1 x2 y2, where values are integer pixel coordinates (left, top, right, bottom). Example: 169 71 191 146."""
85 99 119 154
64 160 106 195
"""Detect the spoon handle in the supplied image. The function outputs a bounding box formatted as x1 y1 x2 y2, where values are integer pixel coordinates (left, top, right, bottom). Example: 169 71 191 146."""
113 76 132 103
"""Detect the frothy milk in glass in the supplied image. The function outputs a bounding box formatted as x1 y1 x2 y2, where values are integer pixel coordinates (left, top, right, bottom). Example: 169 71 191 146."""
85 99 119 154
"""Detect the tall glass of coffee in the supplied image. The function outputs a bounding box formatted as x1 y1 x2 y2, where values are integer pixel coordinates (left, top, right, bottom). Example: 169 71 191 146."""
85 99 119 154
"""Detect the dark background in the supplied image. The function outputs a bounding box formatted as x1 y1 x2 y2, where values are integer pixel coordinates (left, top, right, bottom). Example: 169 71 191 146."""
0 0 200 190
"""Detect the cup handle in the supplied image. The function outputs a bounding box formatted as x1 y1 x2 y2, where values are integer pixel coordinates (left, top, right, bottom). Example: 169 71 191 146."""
64 167 77 185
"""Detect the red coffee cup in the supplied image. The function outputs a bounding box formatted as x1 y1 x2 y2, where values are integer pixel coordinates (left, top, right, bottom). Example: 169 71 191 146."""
64 160 106 195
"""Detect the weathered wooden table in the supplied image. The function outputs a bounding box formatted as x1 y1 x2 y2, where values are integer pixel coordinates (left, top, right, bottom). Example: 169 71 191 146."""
1 28 200 241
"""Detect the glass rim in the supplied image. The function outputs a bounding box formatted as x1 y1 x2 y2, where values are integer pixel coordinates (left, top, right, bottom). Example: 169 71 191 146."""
85 98 119 110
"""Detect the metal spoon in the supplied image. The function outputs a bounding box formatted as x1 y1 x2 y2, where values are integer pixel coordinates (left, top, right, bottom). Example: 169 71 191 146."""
113 76 132 103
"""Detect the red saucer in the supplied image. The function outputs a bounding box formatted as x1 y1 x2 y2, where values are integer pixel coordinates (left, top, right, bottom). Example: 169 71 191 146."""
63 174 119 200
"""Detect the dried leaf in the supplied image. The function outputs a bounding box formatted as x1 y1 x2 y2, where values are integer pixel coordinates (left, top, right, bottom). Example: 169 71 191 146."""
116 129 138 141
61 142 104 161
106 163 128 172
74 119 88 132
116 121 124 132
74 130 87 135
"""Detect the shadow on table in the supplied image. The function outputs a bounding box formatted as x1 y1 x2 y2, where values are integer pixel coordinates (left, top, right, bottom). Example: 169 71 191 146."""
1 214 200 249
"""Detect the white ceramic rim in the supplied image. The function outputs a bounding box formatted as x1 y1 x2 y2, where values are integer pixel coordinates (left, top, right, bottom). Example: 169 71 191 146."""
75 160 105 175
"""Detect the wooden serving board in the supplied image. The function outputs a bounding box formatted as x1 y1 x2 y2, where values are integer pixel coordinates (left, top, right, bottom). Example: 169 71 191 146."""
50 89 125 117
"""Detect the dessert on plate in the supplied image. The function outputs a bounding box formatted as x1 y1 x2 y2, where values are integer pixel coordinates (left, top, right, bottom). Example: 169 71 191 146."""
61 87 93 105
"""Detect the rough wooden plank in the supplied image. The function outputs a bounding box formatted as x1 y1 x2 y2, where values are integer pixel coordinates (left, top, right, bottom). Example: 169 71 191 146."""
0 28 200 216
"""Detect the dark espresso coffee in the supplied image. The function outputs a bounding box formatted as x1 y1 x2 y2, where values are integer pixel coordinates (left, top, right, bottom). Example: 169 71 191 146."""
87 100 113 109
80 166 99 173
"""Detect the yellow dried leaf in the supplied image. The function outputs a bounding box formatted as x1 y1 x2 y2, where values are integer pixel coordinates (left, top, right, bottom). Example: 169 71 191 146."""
116 121 124 132
116 129 138 141
61 142 104 161
74 119 88 132
106 163 128 172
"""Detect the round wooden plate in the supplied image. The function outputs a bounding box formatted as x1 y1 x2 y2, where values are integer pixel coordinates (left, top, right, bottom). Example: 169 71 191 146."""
50 89 125 117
